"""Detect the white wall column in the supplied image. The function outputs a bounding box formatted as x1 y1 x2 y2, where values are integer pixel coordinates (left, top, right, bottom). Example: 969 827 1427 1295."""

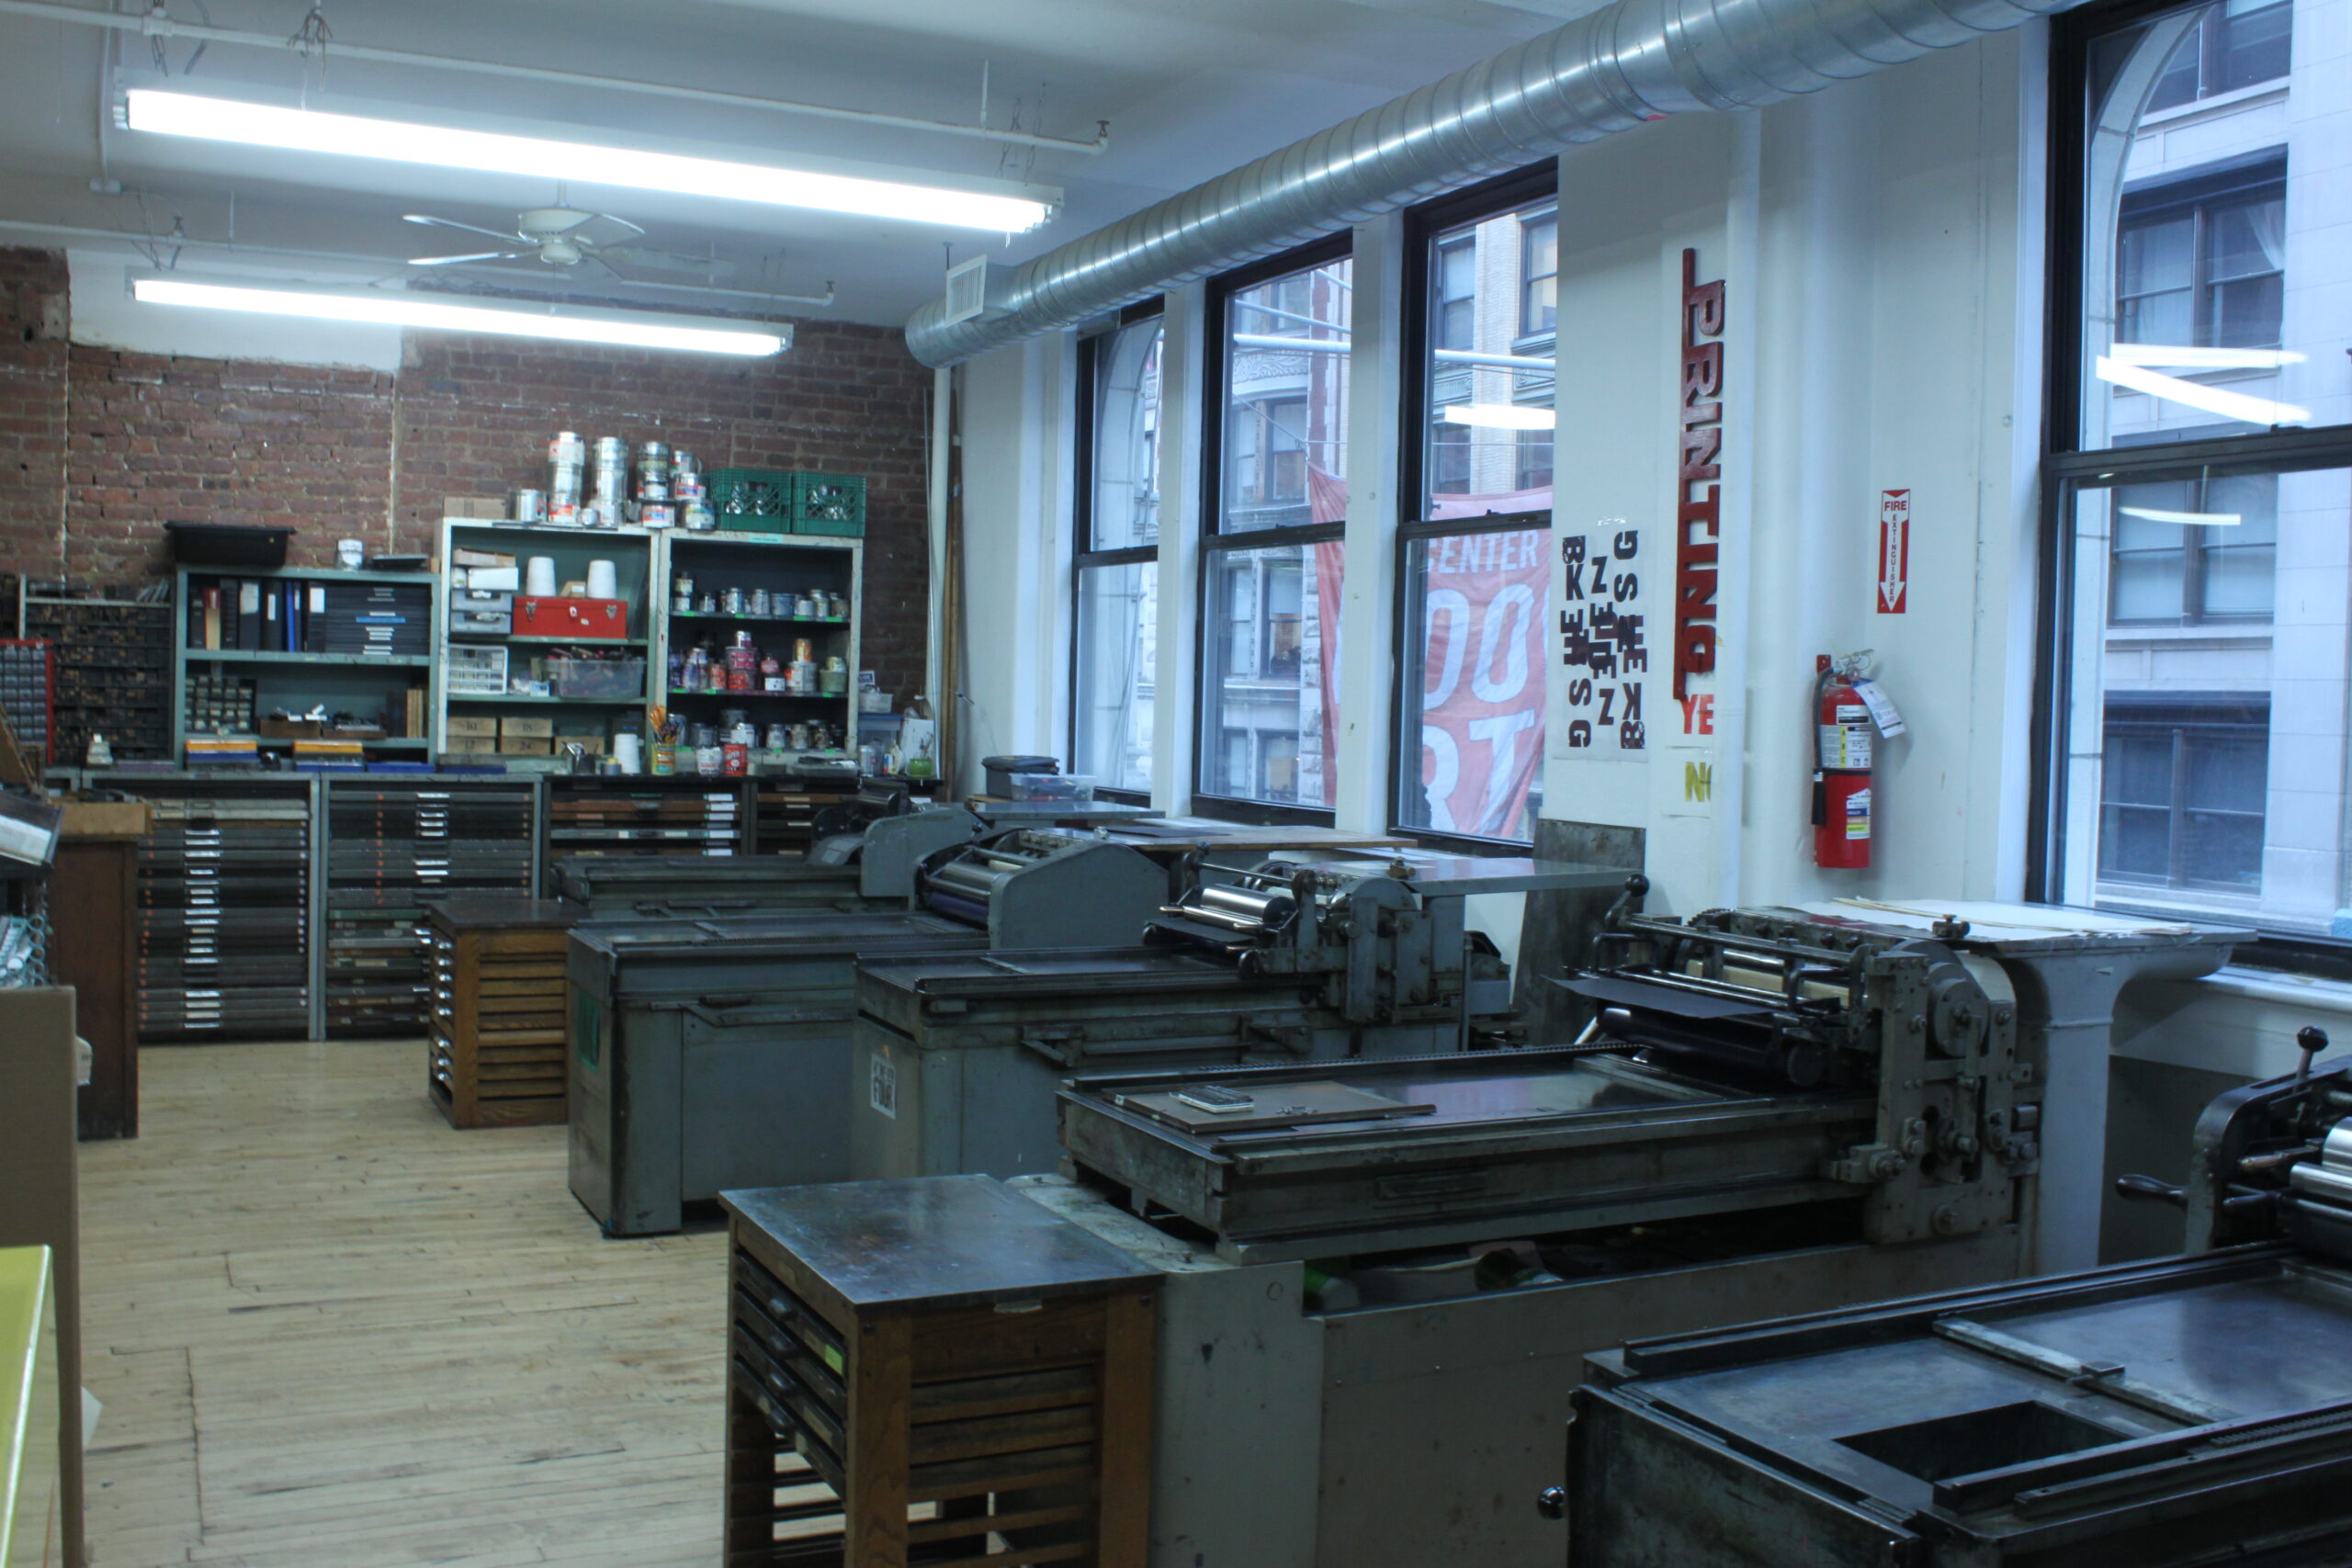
1334 213 1407 833
1151 285 1208 814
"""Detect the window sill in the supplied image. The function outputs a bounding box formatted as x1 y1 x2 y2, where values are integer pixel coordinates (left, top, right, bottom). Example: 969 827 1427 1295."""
2107 964 2352 1080
2193 965 2352 1015
1390 824 1536 858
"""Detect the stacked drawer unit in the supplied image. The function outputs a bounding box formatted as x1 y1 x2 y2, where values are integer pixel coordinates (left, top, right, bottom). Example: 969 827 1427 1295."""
306 580 431 658
721 1178 1159 1568
131 782 313 1041
324 780 537 1036
20 595 175 762
426 896 579 1128
545 777 749 863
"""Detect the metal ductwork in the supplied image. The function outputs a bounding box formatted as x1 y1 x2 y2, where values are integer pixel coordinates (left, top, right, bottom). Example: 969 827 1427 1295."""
904 0 2072 367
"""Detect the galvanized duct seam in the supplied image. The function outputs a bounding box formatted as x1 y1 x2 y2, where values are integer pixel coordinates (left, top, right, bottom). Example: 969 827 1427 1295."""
905 0 2072 367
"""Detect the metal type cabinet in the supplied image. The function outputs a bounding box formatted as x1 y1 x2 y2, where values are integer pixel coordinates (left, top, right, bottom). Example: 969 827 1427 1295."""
323 779 536 1036
115 776 316 1042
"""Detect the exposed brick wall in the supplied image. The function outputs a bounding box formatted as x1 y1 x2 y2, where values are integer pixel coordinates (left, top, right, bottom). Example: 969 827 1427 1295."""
0 250 68 577
65 349 398 583
393 323 931 696
0 247 930 694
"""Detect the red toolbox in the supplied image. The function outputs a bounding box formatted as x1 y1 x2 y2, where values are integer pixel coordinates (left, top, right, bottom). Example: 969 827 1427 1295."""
513 596 629 638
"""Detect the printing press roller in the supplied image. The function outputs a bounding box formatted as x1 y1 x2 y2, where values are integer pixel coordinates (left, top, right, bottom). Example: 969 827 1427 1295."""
910 828 1169 950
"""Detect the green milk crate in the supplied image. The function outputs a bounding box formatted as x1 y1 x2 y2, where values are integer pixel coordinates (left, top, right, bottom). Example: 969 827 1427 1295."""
790 473 866 536
708 468 792 532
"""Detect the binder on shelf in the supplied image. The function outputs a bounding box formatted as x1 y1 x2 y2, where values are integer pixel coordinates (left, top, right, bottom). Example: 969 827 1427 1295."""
236 581 262 649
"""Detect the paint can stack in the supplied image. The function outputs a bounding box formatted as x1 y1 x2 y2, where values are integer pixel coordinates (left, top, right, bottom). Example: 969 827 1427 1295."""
674 449 714 530
548 431 585 525
636 441 675 527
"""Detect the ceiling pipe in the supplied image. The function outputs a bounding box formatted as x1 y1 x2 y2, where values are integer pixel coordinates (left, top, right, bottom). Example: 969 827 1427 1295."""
0 0 1108 155
904 0 2078 367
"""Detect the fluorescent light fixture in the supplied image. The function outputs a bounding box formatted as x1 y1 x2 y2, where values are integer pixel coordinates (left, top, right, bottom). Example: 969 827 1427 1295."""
2095 355 2311 427
1439 402 1555 431
2120 505 2241 526
132 277 788 356
2109 343 2307 371
123 88 1053 233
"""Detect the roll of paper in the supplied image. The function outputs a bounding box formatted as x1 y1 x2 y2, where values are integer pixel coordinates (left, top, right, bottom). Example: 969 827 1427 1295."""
525 557 559 597
586 558 619 600
612 733 643 774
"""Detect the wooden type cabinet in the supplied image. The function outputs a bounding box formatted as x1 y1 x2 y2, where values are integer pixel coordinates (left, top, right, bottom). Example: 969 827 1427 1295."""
424 896 579 1129
720 1177 1158 1568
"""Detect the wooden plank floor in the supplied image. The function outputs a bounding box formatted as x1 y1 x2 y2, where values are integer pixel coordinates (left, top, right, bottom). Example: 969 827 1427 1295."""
77 1039 727 1567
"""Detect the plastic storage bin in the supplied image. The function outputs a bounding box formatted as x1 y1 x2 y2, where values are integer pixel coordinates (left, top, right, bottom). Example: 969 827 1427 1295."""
1008 773 1094 803
547 656 646 700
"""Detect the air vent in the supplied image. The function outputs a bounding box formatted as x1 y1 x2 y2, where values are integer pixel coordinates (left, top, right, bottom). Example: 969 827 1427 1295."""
942 256 1014 326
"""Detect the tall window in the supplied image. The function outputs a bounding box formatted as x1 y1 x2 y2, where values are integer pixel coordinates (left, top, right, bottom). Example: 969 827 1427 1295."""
2045 0 2350 959
1072 310 1163 796
1395 168 1557 844
1201 241 1351 815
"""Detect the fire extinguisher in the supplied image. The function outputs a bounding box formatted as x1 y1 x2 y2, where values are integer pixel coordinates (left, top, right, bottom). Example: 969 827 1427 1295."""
1813 655 1873 870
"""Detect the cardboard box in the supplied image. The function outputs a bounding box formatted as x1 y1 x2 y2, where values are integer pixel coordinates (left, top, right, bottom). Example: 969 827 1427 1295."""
445 716 499 740
59 800 152 839
513 596 629 638
499 716 556 739
445 497 507 520
496 737 555 756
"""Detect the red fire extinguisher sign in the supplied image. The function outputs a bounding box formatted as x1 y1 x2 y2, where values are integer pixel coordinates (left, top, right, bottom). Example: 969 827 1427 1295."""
1878 490 1910 615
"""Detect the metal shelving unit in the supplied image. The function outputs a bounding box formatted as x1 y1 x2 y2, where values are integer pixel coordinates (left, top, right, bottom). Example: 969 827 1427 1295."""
433 520 657 772
174 565 439 767
656 532 862 762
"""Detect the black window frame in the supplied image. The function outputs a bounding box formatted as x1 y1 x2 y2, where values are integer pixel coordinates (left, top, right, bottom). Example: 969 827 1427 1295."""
1193 235 1353 827
2037 0 2352 978
1069 298 1165 805
1389 162 1560 855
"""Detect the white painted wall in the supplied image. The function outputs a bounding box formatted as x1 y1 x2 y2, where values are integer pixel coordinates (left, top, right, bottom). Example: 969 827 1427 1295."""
1545 35 2041 920
952 333 1071 796
949 25 2348 1099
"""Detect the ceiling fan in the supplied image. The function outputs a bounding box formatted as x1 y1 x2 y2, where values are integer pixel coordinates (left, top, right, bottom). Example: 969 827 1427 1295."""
402 186 684 276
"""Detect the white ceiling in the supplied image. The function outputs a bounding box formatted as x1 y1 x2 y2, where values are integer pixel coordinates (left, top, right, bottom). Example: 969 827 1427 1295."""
0 0 1574 330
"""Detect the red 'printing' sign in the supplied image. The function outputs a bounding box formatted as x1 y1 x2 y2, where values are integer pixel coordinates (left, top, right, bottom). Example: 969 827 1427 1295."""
1675 250 1725 701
